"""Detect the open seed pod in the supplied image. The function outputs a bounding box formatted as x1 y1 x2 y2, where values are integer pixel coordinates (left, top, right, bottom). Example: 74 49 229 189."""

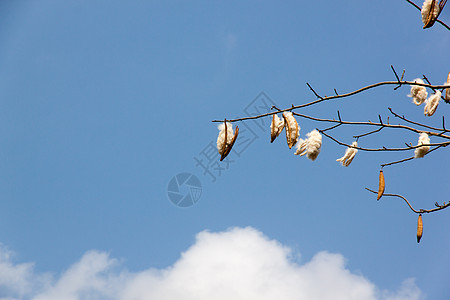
217 121 239 161
282 112 299 149
417 214 423 243
424 91 441 116
270 114 285 143
377 170 385 200
422 0 440 28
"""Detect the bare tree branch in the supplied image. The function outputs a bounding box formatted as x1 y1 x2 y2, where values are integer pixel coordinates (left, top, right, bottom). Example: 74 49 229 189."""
212 80 450 124
319 129 450 151
289 111 450 140
388 107 449 133
353 127 384 139
381 144 445 167
366 188 450 213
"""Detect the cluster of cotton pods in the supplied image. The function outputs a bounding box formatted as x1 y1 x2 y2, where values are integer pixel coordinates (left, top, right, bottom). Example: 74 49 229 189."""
217 111 364 166
408 72 449 116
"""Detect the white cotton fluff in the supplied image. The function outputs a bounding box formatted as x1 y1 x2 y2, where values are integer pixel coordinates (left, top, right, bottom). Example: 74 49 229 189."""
295 138 307 156
408 78 428 105
294 130 322 161
282 112 300 148
217 122 234 155
421 0 440 25
414 133 430 158
336 141 358 167
423 90 441 116
270 114 285 142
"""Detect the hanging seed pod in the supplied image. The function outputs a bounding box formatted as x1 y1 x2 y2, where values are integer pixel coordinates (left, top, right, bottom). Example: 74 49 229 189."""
221 125 239 161
423 91 441 116
217 121 239 161
377 170 385 200
422 0 440 29
417 214 423 243
282 112 299 149
270 114 284 143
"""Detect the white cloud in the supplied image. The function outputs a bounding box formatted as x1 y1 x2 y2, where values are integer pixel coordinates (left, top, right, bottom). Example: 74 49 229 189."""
0 227 423 300
0 245 50 299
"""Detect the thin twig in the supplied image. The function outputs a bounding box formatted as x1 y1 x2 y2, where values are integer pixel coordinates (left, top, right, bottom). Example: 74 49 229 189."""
306 82 323 100
391 65 403 90
321 123 342 132
380 156 415 167
353 127 384 139
212 80 450 123
381 144 444 167
289 110 450 140
319 129 450 151
388 107 449 132
366 188 450 214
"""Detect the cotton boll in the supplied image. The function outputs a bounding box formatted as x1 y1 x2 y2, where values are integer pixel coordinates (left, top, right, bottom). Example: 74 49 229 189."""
294 130 322 161
305 130 322 161
423 90 441 116
336 141 358 167
414 133 430 158
408 78 428 105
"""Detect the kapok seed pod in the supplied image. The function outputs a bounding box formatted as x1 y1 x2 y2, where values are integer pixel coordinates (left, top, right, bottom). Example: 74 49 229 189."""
270 115 277 143
282 113 299 149
423 0 437 29
417 214 423 243
377 170 385 200
282 114 292 148
293 120 299 148
220 126 239 161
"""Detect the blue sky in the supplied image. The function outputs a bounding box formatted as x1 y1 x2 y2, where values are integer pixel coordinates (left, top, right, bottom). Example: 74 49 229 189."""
0 1 449 299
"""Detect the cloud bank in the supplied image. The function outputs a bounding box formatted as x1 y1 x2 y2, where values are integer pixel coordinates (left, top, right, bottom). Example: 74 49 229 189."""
0 227 422 300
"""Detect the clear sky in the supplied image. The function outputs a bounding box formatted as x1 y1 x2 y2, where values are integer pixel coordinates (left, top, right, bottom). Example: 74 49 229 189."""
0 1 449 299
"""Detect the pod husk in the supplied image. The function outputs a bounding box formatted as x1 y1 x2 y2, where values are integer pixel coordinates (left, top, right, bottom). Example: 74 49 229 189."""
270 115 278 143
423 0 437 29
220 125 239 161
377 170 385 200
417 214 423 243
283 113 299 149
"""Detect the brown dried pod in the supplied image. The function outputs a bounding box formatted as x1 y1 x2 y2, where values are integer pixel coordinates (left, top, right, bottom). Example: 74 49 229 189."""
270 114 284 143
282 112 299 149
423 0 438 29
377 170 385 200
220 125 239 161
271 114 277 143
417 214 423 243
